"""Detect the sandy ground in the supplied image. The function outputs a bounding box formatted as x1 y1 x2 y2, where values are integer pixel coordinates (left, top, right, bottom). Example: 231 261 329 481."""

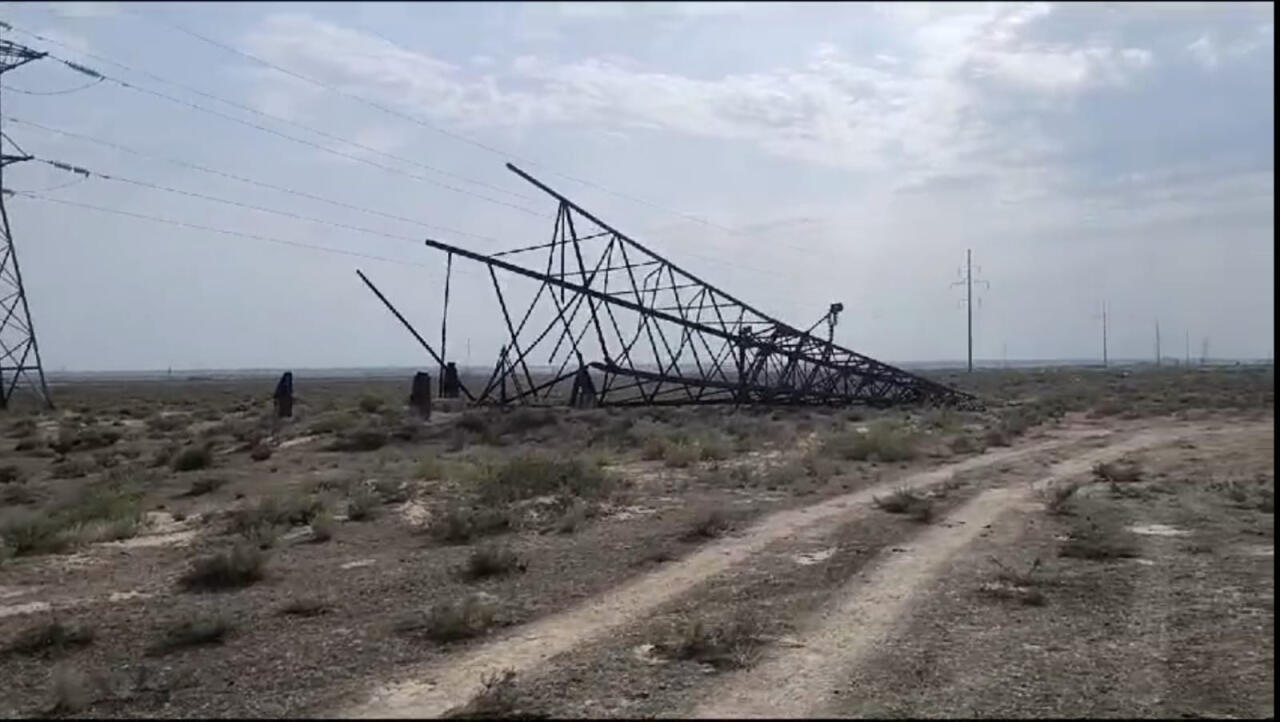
0 370 1272 718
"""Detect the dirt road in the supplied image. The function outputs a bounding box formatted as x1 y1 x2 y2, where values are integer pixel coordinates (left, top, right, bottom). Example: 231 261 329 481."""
337 420 1270 719
340 428 1109 718
688 426 1194 718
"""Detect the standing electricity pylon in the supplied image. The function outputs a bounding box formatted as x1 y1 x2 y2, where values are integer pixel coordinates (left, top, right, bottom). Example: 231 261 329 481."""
0 38 52 410
951 249 989 373
1093 302 1110 367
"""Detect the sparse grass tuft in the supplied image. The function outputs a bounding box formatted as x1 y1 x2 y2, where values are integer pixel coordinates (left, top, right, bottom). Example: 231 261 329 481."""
328 427 388 452
983 427 1011 448
554 501 591 534
151 613 232 654
307 411 358 435
1058 517 1138 561
873 487 934 522
7 418 37 439
346 486 381 521
0 512 77 556
309 511 336 543
698 433 732 461
358 396 385 413
657 613 767 670
428 504 514 544
1043 479 1082 515
1092 459 1142 483
48 664 91 715
280 597 330 617
171 445 213 472
1 477 145 556
416 456 445 480
979 558 1048 606
662 440 702 468
824 420 918 462
373 478 412 504
4 619 95 658
180 544 266 590
444 669 528 719
181 474 226 498
473 455 615 506
228 493 326 537
248 443 273 462
2 482 40 507
949 434 981 455
458 544 524 581
0 464 22 484
396 594 498 642
682 509 732 541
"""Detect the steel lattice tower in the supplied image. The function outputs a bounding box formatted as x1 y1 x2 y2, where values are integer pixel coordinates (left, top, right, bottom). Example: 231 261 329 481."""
0 38 53 410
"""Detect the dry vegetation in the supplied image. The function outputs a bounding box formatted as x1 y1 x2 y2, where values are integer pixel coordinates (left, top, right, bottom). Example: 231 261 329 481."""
0 365 1271 717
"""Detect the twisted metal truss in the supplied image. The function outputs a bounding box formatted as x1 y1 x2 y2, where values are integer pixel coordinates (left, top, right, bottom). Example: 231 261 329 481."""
363 163 975 409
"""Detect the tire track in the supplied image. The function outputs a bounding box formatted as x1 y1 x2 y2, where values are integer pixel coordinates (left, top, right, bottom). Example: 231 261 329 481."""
337 430 1105 718
689 425 1200 719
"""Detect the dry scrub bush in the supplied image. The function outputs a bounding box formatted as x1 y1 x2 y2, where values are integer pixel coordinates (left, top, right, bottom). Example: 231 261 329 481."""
150 613 233 654
824 420 918 462
4 619 95 658
396 594 498 642
873 488 934 522
180 544 266 590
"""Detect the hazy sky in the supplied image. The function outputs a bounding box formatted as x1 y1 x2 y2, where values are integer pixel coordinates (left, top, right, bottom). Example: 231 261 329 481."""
1 1 1273 371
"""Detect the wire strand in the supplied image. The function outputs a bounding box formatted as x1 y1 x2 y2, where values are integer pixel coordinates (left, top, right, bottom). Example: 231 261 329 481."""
5 21 536 205
11 189 452 272
5 115 503 245
0 77 103 95
3 23 548 217
29 154 474 252
128 9 742 235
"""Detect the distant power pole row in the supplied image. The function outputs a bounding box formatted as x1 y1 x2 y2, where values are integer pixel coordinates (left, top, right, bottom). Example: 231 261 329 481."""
1092 303 1212 368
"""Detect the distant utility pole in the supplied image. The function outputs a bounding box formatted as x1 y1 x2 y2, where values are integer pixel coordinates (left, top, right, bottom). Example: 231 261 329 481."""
950 249 988 373
1094 301 1110 367
1002 342 1008 369
1184 329 1190 366
1155 319 1161 367
0 39 53 410
1201 337 1210 366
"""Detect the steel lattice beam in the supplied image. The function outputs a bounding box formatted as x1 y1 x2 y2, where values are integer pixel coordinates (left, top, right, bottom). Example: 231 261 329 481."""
362 163 977 410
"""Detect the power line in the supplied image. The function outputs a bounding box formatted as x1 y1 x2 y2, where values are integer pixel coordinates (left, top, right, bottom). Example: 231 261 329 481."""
0 77 103 95
126 12 866 264
28 153 486 254
6 114 503 244
9 117 834 301
3 20 536 204
1 22 546 217
7 19 854 276
130 8 738 235
10 189 452 272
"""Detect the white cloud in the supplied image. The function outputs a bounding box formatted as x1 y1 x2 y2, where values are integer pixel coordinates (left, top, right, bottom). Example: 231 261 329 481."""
1187 35 1221 67
241 6 1152 186
1185 24 1274 69
45 1 118 18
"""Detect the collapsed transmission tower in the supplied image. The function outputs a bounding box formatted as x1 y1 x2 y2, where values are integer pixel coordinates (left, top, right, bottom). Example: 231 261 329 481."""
0 38 53 410
360 163 976 409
